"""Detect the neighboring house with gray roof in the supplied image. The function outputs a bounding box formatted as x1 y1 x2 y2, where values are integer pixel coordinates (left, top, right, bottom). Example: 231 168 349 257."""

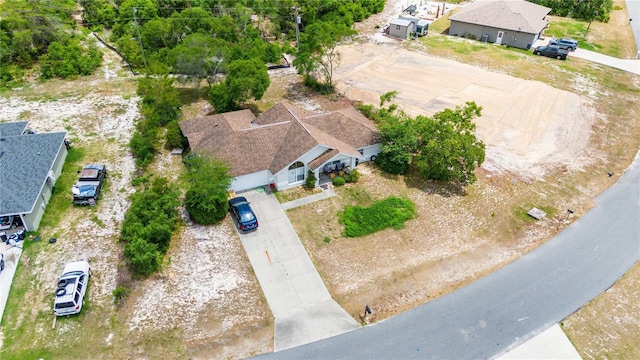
179 102 380 191
0 121 68 231
448 0 550 49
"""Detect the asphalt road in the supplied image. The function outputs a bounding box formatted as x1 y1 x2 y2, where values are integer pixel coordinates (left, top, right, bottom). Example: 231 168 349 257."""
260 151 640 359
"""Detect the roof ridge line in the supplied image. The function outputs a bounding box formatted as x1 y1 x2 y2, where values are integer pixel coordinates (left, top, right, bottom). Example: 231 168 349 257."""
240 120 290 131
287 108 311 134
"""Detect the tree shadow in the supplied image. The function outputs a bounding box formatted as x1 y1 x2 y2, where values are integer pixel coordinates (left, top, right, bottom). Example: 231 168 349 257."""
404 174 467 197
175 85 209 107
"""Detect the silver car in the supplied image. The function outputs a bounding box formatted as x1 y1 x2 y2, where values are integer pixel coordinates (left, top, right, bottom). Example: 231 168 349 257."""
53 260 91 316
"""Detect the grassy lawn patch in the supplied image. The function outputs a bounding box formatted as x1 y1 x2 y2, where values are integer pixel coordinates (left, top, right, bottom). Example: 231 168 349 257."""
37 147 85 230
338 196 416 237
274 186 322 203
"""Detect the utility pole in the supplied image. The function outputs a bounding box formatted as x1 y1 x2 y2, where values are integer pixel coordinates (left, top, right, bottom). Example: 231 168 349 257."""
294 7 301 52
133 7 147 69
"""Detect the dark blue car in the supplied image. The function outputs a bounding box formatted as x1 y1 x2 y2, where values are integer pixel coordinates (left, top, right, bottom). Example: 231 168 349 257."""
229 197 258 231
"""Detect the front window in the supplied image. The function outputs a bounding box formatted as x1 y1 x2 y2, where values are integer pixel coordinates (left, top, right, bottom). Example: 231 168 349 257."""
288 161 305 184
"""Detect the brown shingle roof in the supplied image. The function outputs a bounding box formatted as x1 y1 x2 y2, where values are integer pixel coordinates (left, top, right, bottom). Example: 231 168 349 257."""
180 102 379 177
448 0 550 34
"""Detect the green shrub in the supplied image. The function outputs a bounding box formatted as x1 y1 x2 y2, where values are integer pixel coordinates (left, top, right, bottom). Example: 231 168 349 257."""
303 74 334 94
348 169 361 183
124 237 161 276
183 155 233 224
129 131 156 168
338 196 416 237
305 170 317 188
112 286 128 304
120 178 180 276
333 176 346 186
165 120 186 148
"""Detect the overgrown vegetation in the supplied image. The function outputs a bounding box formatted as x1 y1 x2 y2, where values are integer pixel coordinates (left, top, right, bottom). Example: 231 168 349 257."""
129 76 182 168
338 196 416 237
120 177 180 276
0 0 102 86
360 92 485 185
530 0 613 22
183 154 233 225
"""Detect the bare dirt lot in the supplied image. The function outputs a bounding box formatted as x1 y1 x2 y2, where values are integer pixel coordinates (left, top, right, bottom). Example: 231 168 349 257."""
334 42 597 180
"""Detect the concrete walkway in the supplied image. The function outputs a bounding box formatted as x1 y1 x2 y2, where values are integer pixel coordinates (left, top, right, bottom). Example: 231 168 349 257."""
281 186 336 210
534 38 640 75
238 189 359 351
571 48 640 75
0 245 23 324
496 324 581 360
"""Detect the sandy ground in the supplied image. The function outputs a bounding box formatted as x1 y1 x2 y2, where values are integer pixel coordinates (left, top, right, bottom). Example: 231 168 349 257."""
0 39 273 358
0 0 619 357
334 42 596 180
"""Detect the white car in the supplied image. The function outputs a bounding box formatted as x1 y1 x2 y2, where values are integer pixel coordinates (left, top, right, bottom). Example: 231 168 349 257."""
53 260 91 316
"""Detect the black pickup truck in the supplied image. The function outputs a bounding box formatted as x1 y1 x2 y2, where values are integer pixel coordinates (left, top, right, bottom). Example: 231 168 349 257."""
533 45 569 60
72 164 107 206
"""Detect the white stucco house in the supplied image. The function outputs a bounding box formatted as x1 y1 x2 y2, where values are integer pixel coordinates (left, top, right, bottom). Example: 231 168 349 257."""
179 102 381 192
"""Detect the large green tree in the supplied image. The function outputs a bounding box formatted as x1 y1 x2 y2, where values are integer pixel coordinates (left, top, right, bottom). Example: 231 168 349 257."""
209 57 270 112
294 20 355 91
168 33 227 86
375 99 485 185
530 0 613 22
183 155 234 224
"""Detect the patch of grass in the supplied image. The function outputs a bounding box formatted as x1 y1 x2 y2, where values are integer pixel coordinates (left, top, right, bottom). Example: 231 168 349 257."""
338 196 416 237
91 214 106 228
37 147 85 230
514 203 556 223
339 185 373 205
546 16 630 57
273 186 321 203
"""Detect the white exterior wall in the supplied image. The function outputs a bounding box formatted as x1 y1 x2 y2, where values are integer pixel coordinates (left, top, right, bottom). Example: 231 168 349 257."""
24 142 68 231
231 170 270 192
359 144 381 162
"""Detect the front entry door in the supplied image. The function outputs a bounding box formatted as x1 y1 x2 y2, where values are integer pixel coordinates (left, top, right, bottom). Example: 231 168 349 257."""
495 31 504 45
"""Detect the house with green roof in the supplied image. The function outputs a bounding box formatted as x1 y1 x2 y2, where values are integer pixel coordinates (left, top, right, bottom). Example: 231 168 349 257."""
0 121 68 231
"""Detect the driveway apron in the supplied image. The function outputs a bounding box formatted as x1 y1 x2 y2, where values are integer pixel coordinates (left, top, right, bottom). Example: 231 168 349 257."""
238 189 360 351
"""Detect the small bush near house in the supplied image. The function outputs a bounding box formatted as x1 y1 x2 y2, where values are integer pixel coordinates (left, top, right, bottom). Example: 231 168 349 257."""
333 177 346 186
348 169 361 183
165 120 186 149
305 170 317 188
338 196 416 237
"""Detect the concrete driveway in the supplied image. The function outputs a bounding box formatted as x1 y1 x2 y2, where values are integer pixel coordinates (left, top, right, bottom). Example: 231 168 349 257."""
0 245 23 324
533 38 640 75
236 189 360 352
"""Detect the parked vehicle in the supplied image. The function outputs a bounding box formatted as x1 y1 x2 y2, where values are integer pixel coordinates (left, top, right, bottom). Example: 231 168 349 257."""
72 164 107 206
229 197 259 231
1 254 4 273
533 45 569 60
549 38 578 51
53 260 91 316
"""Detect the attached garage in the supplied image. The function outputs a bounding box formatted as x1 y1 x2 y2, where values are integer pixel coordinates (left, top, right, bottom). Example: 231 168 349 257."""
231 170 270 192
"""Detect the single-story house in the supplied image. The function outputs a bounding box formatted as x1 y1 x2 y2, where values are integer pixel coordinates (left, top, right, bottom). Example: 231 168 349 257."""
0 122 68 231
179 102 381 192
389 18 414 39
448 0 550 49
